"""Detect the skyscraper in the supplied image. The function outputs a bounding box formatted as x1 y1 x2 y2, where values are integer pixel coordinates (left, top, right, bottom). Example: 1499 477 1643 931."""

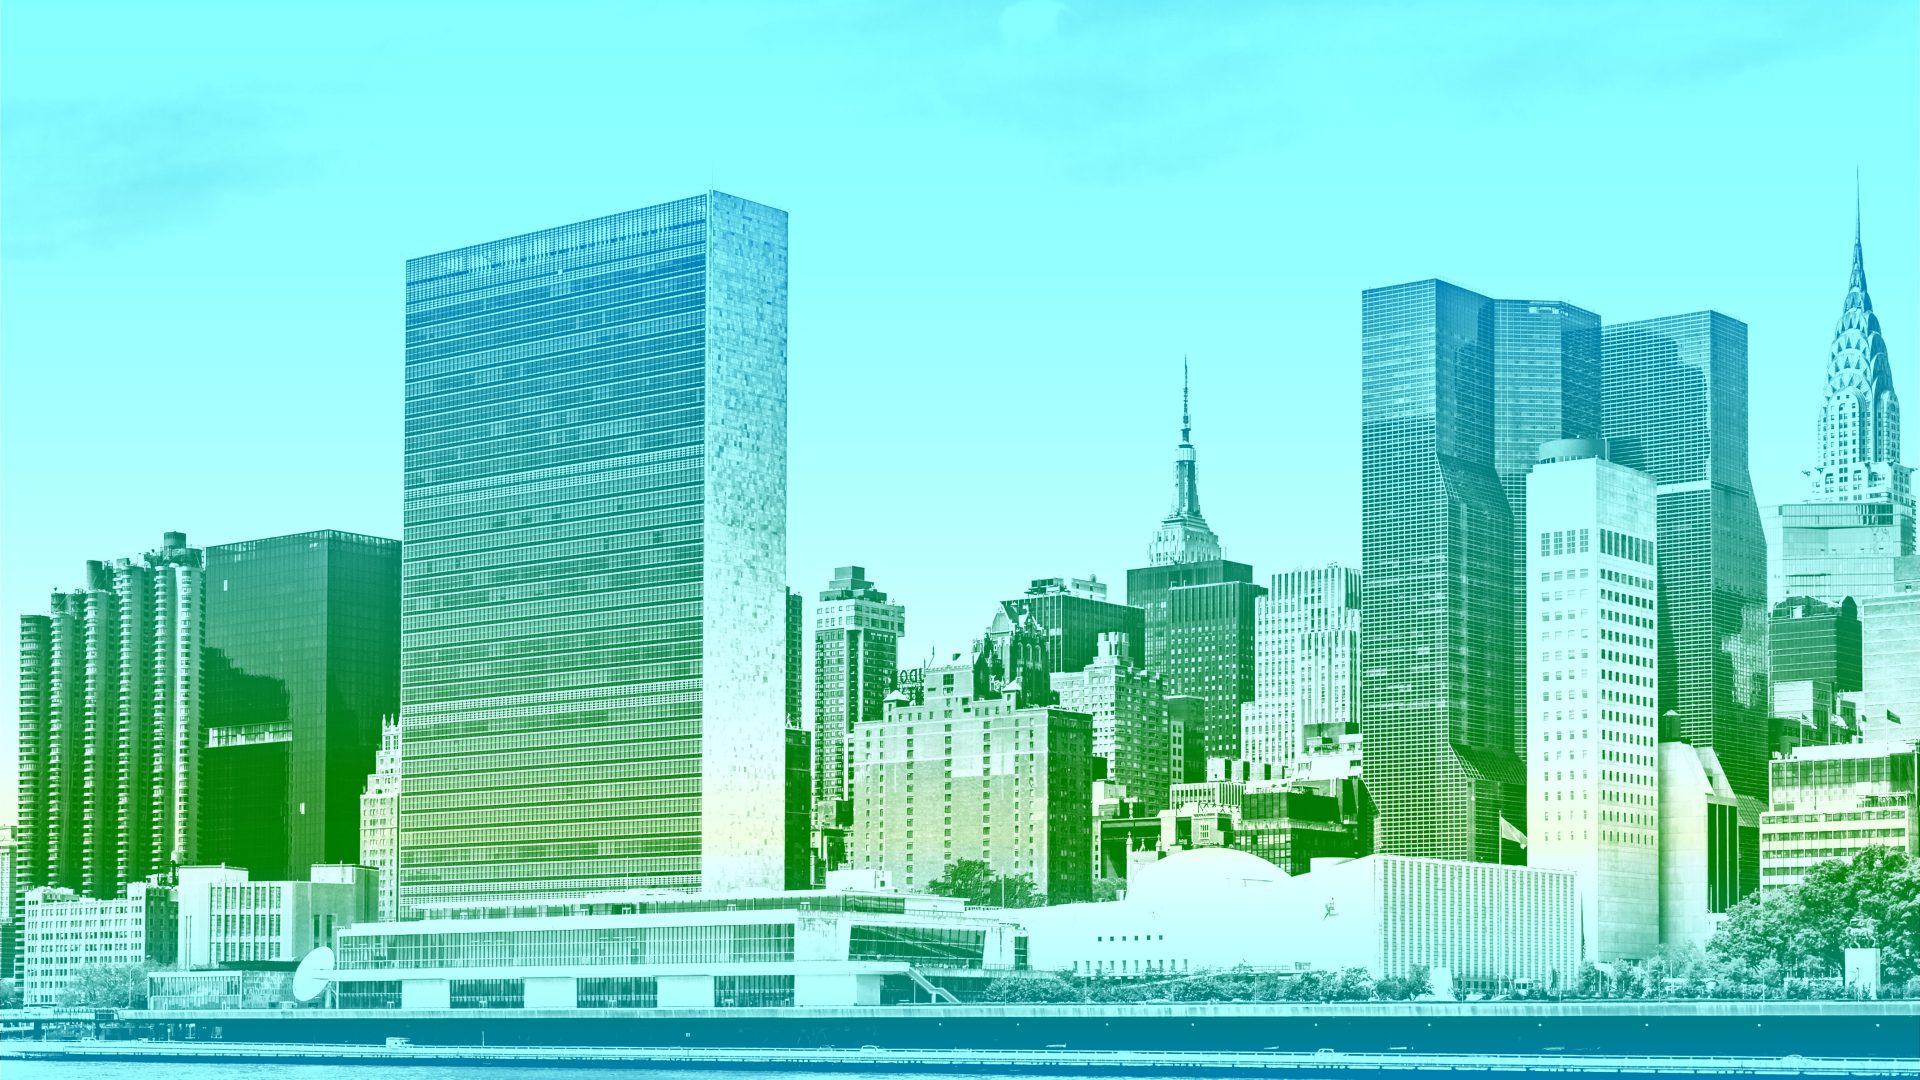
1493 300 1604 754
17 532 203 899
1241 564 1362 771
785 587 803 728
1525 439 1660 964
1166 577 1266 762
996 576 1143 676
358 716 402 922
399 193 789 910
1767 595 1862 748
1602 311 1769 894
199 531 400 879
1765 204 1914 606
1051 632 1173 811
811 566 904 832
1128 362 1256 677
1360 281 1523 864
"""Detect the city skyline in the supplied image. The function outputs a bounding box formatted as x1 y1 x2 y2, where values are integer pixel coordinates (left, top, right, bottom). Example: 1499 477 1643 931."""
5 3 1920 827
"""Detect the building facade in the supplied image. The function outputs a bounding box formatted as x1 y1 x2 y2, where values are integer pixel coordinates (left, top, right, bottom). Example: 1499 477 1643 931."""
1765 210 1913 606
1493 300 1604 755
1768 595 1863 748
1761 740 1918 890
21 882 178 1006
1051 633 1173 812
996 576 1144 676
1656 742 1743 949
1165 579 1266 762
1359 281 1524 864
17 532 203 900
399 193 789 909
1240 564 1362 770
200 531 400 880
812 567 905 832
1524 439 1660 964
175 863 378 970
1861 556 1920 737
359 715 402 922
850 659 1093 903
1602 311 1769 896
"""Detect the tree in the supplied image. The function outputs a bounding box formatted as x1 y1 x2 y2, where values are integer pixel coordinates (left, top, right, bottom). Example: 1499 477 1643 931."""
926 858 1044 908
0 978 19 1010
1709 846 1920 985
58 963 150 1008
1329 966 1375 1001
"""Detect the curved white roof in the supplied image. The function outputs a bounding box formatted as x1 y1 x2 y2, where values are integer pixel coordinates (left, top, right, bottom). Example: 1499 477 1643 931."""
1127 847 1286 906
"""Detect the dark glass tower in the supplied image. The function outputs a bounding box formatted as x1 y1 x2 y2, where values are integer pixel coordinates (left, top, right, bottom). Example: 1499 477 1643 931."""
1165 578 1265 760
1359 280 1524 865
1492 299 1603 757
1602 312 1768 894
200 531 400 879
401 193 789 909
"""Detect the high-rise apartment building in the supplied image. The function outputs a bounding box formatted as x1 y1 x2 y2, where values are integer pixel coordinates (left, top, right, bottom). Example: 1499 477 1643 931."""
812 567 905 832
1602 311 1769 895
1493 300 1604 754
1761 740 1917 890
850 658 1093 902
199 531 400 880
1524 439 1660 964
17 532 203 899
1359 281 1524 864
1241 564 1362 770
358 716 402 922
1765 209 1913 606
399 193 789 909
1052 633 1173 812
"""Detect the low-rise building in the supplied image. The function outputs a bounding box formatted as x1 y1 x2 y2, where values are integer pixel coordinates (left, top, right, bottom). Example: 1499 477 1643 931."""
315 887 1033 1010
1761 740 1918 889
21 882 178 1006
175 863 379 970
1016 848 1578 995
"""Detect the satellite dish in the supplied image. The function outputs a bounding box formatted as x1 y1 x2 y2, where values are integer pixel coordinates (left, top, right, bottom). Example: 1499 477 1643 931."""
293 945 335 1003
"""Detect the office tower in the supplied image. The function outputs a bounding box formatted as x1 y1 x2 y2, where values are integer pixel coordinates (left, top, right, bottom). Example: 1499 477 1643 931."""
1765 207 1914 605
784 727 812 889
400 193 789 908
21 882 177 1006
1768 596 1863 748
1166 578 1266 762
1241 564 1362 770
198 531 400 880
1128 364 1255 674
1761 740 1917 890
1602 311 1769 894
0 825 16 981
850 658 1093 903
1052 633 1173 811
785 588 803 728
1524 439 1660 964
359 716 402 922
997 576 1144 675
16 532 203 899
811 567 905 832
1861 556 1920 737
1359 281 1523 864
1167 695 1204 785
1493 300 1604 754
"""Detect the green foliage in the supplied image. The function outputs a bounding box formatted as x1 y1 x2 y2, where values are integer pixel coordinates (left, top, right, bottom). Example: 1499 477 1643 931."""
57 963 150 1008
0 978 20 1010
1709 846 1920 985
1376 963 1432 1001
927 858 1044 908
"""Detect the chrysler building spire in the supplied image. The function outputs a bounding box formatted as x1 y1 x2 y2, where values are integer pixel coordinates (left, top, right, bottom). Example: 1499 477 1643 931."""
1147 356 1223 566
1814 188 1905 486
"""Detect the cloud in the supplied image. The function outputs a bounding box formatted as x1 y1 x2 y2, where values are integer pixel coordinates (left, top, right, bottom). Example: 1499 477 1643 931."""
1 96 305 258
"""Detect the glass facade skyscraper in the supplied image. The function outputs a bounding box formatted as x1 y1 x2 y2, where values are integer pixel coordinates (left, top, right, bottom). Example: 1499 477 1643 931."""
400 192 789 910
1602 311 1769 894
1493 300 1603 755
1360 281 1524 865
201 531 400 879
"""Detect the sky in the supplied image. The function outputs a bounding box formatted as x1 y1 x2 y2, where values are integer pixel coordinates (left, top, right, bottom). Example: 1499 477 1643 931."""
3 1 1917 824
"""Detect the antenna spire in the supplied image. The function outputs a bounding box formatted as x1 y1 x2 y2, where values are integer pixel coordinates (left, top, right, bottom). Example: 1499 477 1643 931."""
1855 167 1862 245
1181 355 1191 445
